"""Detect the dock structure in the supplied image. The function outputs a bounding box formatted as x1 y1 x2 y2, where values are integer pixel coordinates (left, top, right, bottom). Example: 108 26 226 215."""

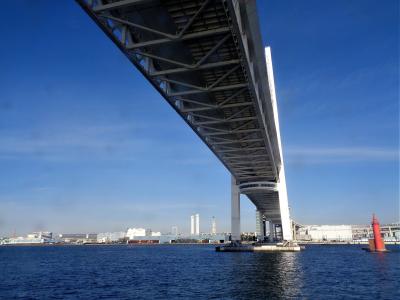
77 0 293 243
216 242 302 252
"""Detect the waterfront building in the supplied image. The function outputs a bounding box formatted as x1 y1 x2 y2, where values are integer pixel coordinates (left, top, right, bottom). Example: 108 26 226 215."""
29 232 53 239
352 223 400 241
4 231 54 245
6 236 45 244
58 233 97 243
126 228 161 240
295 223 400 242
297 225 353 241
97 231 126 243
126 228 146 239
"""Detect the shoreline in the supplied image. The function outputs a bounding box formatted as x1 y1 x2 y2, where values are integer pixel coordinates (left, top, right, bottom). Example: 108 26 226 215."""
2 241 400 247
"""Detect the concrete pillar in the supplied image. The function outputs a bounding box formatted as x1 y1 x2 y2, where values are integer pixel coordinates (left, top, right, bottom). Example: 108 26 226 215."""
292 221 297 241
256 210 263 240
269 221 275 241
262 220 266 241
231 176 241 242
277 166 293 241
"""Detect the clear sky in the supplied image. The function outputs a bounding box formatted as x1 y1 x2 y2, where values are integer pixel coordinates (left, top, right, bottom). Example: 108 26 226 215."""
0 0 398 236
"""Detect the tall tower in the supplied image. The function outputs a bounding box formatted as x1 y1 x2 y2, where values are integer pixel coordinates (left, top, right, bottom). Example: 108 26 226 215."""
211 216 217 235
190 215 195 235
265 47 293 241
195 214 200 235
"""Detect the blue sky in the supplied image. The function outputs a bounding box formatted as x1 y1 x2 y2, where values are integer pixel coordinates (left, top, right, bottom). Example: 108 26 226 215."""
0 0 398 236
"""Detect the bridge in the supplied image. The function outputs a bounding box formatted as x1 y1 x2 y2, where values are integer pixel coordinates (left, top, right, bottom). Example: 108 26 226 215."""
77 0 293 241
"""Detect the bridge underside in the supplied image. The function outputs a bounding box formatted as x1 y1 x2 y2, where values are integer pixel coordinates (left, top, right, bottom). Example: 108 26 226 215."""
77 0 293 240
239 182 281 223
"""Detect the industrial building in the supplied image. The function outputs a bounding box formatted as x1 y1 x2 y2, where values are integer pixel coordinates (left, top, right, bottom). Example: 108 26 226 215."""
351 223 400 241
126 233 226 244
126 228 161 240
2 232 54 245
295 223 400 242
297 225 353 242
58 233 97 243
97 231 126 243
126 228 146 238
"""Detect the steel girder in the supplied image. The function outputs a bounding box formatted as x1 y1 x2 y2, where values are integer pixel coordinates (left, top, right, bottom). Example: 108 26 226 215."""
76 0 282 183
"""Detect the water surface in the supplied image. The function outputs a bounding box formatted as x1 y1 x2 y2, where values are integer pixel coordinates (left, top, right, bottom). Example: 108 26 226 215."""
0 244 399 299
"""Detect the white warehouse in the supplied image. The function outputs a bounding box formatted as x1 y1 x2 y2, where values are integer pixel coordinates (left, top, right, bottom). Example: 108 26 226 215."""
126 228 161 240
297 225 353 241
126 228 146 239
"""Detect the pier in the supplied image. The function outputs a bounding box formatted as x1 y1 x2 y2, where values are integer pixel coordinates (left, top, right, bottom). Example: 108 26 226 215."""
216 242 302 252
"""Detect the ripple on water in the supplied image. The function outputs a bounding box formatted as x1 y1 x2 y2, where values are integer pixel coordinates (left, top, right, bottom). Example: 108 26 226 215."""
0 244 399 299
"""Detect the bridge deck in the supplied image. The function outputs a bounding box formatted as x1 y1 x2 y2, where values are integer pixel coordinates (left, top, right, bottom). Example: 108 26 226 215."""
77 0 287 225
77 0 282 181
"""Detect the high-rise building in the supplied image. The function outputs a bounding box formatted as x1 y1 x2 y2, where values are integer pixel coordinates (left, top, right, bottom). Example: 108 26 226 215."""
211 217 217 235
191 215 195 235
195 214 200 235
191 214 200 235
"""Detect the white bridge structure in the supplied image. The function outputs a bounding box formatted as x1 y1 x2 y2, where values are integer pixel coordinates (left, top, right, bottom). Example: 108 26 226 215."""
77 0 293 241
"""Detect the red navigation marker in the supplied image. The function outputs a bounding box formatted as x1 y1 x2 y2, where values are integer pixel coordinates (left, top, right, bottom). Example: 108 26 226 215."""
371 214 386 252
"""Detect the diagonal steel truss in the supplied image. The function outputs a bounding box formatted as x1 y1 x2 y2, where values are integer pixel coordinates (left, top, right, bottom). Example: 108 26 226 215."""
76 0 282 183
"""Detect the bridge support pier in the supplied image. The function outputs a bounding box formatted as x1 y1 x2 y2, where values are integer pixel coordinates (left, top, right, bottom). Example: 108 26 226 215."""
277 165 292 241
231 176 241 242
265 47 293 241
269 221 275 241
256 210 263 241
263 220 267 241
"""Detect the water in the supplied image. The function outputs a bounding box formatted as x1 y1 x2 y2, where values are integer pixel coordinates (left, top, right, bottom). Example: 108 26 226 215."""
0 244 399 299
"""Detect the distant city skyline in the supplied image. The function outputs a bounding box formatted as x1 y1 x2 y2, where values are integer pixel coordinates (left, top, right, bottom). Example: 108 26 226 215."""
0 0 398 236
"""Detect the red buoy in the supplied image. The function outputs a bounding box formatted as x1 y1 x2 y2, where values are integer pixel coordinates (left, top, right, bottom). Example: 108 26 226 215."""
371 214 386 251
